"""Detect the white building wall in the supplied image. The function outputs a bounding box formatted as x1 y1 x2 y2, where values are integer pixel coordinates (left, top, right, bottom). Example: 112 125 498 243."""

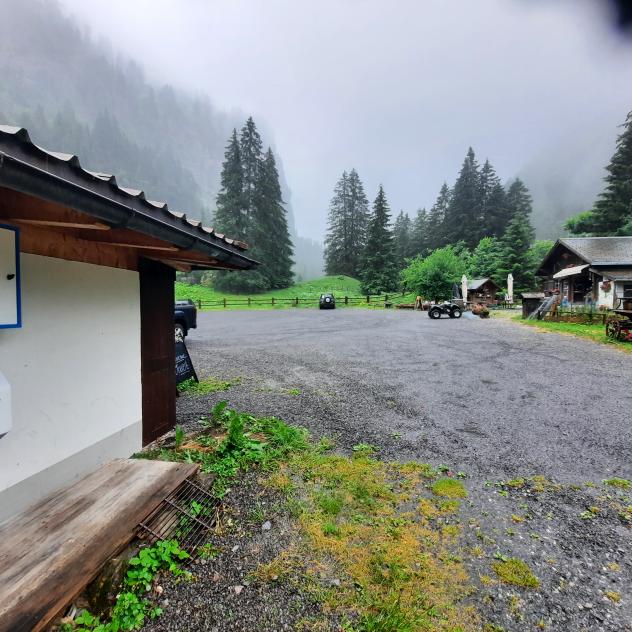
0 254 142 520
597 279 615 309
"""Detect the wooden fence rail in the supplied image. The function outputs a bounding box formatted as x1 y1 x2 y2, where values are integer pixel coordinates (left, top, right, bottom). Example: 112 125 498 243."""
194 293 407 309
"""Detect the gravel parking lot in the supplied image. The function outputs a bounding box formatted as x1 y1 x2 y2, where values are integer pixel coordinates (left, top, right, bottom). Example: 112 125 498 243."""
187 309 631 483
158 309 632 631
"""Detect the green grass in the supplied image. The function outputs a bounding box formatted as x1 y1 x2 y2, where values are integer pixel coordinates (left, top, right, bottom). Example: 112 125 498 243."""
177 376 239 395
516 316 632 352
176 275 417 310
431 478 468 499
492 558 539 588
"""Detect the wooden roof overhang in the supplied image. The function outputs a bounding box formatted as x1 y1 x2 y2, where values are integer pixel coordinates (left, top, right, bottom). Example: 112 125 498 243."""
0 126 259 273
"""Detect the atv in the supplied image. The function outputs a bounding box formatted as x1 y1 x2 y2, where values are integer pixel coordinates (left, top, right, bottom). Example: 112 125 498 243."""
428 301 462 319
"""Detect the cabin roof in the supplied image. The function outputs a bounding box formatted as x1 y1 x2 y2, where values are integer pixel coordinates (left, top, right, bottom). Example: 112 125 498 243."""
468 278 499 291
539 237 632 274
0 125 258 271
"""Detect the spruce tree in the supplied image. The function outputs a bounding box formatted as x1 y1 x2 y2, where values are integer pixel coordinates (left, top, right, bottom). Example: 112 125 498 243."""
213 129 245 239
360 186 398 294
426 183 451 250
324 171 350 275
442 148 481 248
479 159 509 238
347 168 370 274
324 169 369 277
496 180 536 290
393 211 412 269
567 111 632 235
239 116 263 237
410 208 428 257
255 148 294 288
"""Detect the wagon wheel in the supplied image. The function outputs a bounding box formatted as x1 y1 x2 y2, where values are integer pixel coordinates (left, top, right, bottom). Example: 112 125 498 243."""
606 317 622 340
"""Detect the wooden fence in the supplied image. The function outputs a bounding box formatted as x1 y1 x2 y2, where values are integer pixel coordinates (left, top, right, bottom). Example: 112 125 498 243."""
194 293 406 309
547 309 608 324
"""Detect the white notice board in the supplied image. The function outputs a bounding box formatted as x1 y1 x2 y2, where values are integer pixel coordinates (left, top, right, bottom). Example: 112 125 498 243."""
0 225 21 328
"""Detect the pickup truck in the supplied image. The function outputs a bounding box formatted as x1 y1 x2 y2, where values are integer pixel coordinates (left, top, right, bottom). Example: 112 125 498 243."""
174 299 197 339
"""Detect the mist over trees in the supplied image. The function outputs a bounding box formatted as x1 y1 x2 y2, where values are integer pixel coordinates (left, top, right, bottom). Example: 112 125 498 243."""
565 110 632 237
213 119 293 292
0 0 323 279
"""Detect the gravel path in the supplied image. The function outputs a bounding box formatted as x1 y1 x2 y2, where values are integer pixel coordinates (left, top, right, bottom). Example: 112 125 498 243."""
155 309 632 631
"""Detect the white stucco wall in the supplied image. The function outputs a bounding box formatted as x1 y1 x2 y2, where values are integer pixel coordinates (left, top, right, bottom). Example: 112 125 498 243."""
0 254 142 514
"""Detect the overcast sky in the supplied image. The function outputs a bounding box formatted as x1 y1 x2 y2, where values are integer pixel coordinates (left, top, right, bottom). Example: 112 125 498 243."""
58 0 632 241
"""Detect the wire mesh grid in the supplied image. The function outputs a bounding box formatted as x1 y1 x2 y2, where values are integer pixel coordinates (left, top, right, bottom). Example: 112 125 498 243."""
137 477 220 558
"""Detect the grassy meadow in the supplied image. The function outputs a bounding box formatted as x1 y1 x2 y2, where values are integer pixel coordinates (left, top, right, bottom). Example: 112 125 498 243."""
176 275 416 310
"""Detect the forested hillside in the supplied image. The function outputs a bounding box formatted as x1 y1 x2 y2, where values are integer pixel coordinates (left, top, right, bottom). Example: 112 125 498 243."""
0 0 323 278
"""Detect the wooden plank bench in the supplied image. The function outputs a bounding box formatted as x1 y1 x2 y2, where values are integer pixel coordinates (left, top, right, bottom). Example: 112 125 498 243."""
0 458 198 632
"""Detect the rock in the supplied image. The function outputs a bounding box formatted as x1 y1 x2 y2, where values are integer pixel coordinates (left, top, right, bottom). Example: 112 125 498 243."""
233 585 244 595
262 521 272 531
212 571 221 583
231 544 240 553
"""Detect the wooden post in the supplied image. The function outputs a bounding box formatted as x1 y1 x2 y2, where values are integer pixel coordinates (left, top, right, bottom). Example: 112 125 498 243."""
223 297 227 308
295 297 299 306
272 297 275 306
367 295 370 303
385 294 388 302
248 297 251 306
198 299 202 309
345 296 348 305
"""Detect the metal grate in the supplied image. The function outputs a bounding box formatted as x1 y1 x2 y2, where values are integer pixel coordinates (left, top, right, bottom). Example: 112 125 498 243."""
137 478 220 558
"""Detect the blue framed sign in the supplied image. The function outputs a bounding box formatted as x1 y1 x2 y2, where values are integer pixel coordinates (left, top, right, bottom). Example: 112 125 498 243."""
0 224 21 329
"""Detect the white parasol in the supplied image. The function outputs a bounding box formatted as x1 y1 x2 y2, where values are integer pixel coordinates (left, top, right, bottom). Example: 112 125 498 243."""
507 273 514 304
461 274 468 306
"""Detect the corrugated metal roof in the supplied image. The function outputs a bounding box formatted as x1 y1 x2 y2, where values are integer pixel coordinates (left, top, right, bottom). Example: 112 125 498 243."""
0 125 256 268
559 237 632 265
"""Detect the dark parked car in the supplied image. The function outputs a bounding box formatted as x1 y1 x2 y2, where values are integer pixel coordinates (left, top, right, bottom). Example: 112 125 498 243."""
175 299 197 338
428 301 462 319
319 293 336 309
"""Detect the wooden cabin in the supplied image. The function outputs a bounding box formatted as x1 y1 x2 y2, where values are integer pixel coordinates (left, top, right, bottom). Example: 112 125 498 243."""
467 278 501 305
537 237 632 309
0 125 258 523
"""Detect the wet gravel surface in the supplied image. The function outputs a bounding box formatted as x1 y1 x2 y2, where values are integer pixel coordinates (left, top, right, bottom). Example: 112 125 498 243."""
153 309 631 631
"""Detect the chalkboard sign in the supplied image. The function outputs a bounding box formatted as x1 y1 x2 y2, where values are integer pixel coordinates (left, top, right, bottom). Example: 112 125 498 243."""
175 339 198 385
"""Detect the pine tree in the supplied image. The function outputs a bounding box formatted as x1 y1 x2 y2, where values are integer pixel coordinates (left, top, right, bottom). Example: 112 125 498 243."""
479 159 509 237
442 148 481 248
410 208 428 257
213 129 245 239
426 183 451 250
360 186 398 294
566 111 632 235
255 148 294 288
496 179 536 290
324 171 350 275
324 169 369 277
505 178 534 223
347 168 370 274
393 211 412 269
239 116 263 238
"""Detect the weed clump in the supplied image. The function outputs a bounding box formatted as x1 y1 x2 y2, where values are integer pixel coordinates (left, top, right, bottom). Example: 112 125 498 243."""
492 558 539 588
431 478 468 499
177 376 238 395
603 477 631 490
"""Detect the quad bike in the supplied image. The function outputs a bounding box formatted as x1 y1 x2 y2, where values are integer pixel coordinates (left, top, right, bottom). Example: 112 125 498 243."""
428 301 462 319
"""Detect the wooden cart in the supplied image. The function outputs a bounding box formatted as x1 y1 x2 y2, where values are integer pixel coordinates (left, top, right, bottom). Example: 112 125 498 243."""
605 308 632 340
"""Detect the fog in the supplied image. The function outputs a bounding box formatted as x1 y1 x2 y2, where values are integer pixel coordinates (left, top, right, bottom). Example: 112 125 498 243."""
58 0 632 241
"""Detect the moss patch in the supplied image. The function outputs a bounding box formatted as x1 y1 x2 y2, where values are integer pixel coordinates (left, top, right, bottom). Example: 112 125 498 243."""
492 558 539 589
431 478 468 499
